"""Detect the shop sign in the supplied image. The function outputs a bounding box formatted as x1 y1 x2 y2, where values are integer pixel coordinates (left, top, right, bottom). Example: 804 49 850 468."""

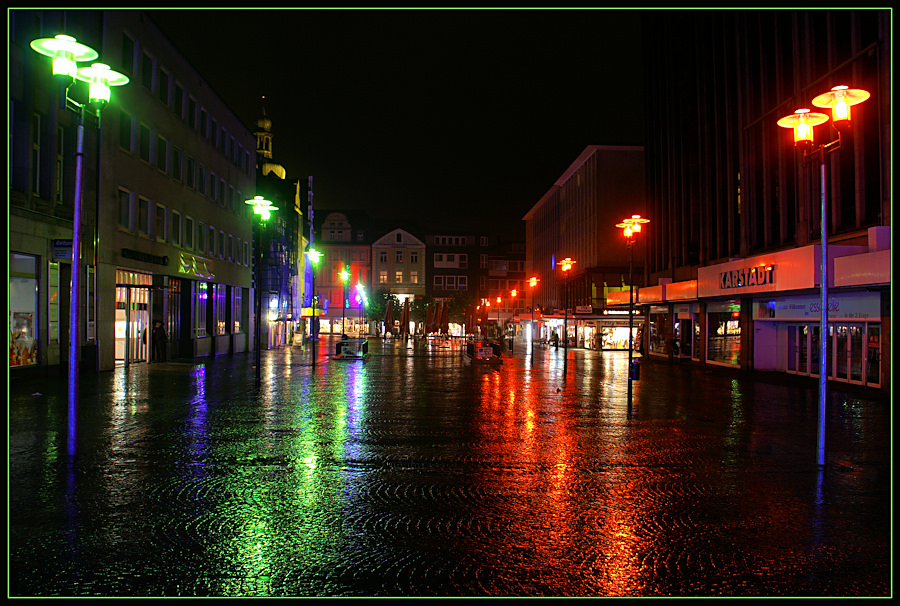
720 264 774 289
575 305 593 314
122 248 169 266
51 239 73 260
754 292 880 321
178 252 215 280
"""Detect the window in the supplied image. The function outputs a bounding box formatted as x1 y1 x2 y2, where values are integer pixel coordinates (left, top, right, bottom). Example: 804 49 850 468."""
209 225 216 256
188 97 197 129
155 203 167 241
194 282 207 337
198 164 206 195
199 107 208 139
141 51 154 91
410 271 418 284
184 216 194 249
446 276 457 289
171 210 182 246
158 67 170 105
233 287 243 333
380 250 387 263
218 230 225 259
172 147 183 181
459 253 467 268
410 251 418 264
174 83 184 119
48 261 59 341
156 135 168 172
458 276 468 290
9 253 38 366
396 233 402 243
31 113 41 196
137 198 150 236
208 171 216 200
55 125 64 203
395 271 403 284
395 250 403 263
121 33 135 77
119 110 133 152
227 234 233 261
434 276 444 289
197 221 205 253
210 118 217 147
379 271 388 284
214 283 226 335
481 236 489 246
118 189 132 230
219 178 225 205
435 254 443 263
186 156 195 188
139 124 151 163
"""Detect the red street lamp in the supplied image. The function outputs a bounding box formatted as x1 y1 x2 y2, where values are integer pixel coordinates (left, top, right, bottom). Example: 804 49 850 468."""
777 84 869 468
557 258 575 355
616 215 649 405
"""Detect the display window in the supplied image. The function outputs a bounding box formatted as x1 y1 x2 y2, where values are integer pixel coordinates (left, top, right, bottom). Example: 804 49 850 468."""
9 253 39 367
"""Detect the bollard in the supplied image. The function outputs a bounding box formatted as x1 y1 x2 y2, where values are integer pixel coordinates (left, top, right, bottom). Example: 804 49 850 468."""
630 358 641 381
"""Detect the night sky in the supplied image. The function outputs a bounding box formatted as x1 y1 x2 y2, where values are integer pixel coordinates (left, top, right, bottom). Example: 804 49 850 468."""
148 9 645 241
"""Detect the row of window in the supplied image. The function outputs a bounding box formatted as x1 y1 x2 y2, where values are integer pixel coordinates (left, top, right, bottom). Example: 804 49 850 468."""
118 109 249 215
433 275 469 290
378 270 420 285
378 250 421 264
122 31 250 174
432 236 492 247
118 188 251 266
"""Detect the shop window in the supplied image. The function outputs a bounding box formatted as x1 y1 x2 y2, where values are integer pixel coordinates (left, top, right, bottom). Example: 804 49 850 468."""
708 310 741 366
9 253 38 366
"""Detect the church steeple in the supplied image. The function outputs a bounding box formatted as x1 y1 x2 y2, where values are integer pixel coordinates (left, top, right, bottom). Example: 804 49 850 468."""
254 95 286 179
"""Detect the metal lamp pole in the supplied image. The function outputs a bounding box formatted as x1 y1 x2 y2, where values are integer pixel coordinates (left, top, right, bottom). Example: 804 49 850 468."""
340 267 349 335
617 215 649 406
30 35 129 402
777 85 869 467
244 197 278 386
557 258 574 357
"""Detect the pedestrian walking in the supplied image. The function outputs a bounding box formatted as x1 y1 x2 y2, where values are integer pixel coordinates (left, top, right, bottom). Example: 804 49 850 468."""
151 320 168 363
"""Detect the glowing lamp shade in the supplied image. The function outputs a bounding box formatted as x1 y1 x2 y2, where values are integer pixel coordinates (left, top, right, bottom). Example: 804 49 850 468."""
307 248 321 264
245 195 278 221
812 85 870 131
558 257 575 272
529 277 539 288
777 108 829 149
30 34 98 86
75 62 129 108
616 215 650 238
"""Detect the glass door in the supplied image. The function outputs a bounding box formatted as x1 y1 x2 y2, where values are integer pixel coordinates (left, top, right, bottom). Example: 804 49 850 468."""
849 325 864 383
866 326 881 386
834 325 849 381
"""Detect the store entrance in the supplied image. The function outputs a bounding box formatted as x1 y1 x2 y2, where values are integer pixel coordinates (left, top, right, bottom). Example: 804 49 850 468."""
114 270 152 367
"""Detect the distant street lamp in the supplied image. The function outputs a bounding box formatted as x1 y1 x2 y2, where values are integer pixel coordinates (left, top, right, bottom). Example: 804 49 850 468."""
496 296 502 339
557 258 575 354
245 196 278 386
777 84 870 468
340 266 350 335
31 34 128 404
355 283 367 334
616 215 649 406
306 247 322 367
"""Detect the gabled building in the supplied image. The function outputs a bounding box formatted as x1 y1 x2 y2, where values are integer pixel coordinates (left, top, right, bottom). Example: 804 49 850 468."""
372 228 427 301
312 210 373 335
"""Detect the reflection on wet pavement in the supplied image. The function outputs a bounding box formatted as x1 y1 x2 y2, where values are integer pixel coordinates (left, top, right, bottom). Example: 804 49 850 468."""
9 337 890 596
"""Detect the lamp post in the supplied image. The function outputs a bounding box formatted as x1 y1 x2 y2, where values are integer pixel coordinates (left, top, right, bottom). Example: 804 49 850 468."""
777 84 869 468
528 276 539 347
306 247 322 367
557 258 575 354
616 215 649 406
30 35 129 403
340 266 350 335
355 283 368 334
245 196 278 386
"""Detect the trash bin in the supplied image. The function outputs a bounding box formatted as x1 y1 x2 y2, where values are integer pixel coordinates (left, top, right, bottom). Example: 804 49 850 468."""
630 358 641 381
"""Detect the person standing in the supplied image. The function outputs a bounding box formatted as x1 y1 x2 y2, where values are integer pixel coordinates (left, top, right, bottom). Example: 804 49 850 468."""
151 320 168 363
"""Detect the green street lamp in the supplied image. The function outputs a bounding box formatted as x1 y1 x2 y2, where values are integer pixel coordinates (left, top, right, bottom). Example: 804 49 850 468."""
340 266 350 335
245 196 278 386
31 34 128 404
306 247 322 367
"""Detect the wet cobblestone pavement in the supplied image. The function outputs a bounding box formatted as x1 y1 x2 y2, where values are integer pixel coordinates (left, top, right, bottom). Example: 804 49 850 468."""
8 337 891 597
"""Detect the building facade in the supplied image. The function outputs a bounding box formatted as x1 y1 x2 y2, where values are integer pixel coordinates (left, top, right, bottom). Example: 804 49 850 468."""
10 9 258 377
523 145 648 349
630 9 891 391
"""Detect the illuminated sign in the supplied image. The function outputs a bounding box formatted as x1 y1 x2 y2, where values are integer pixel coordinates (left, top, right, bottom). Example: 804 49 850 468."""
719 264 774 290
